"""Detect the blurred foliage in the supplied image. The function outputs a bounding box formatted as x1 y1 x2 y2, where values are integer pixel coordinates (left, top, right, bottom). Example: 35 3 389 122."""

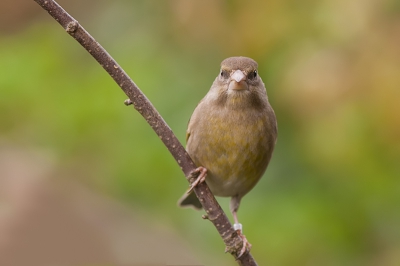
1 0 400 265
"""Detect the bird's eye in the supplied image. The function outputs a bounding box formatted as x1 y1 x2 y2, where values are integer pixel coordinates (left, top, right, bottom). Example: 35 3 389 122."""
220 70 228 79
248 70 257 80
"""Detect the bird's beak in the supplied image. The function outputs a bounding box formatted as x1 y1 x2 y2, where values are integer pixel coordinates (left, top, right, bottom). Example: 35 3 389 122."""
229 70 248 91
231 70 246 83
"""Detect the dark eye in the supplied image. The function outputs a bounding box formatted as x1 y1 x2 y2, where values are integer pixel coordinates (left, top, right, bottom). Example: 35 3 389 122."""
220 70 229 79
248 70 257 80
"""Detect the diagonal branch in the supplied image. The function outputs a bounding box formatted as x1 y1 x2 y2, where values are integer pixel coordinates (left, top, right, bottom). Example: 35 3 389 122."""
33 0 258 265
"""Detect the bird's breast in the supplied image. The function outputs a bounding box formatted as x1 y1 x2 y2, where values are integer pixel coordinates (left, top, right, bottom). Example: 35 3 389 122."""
187 106 276 197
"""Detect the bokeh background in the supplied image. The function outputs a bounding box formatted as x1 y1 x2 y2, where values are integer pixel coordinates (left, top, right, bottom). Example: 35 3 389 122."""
1 0 400 265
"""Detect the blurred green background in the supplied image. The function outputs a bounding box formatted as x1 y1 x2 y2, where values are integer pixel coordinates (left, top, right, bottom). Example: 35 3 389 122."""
1 0 400 265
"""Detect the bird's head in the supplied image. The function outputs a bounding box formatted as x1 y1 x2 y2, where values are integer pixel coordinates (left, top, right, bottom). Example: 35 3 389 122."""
208 57 268 109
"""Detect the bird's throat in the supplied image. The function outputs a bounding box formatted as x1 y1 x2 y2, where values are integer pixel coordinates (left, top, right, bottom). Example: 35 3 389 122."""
228 80 248 91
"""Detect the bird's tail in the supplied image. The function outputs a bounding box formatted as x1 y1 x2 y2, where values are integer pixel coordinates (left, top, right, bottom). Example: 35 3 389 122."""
177 190 202 210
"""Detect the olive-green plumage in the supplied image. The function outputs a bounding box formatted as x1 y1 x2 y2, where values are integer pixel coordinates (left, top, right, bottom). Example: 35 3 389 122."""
179 56 277 220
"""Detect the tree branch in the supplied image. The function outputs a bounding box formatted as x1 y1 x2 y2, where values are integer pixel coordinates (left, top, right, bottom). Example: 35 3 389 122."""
33 1 258 265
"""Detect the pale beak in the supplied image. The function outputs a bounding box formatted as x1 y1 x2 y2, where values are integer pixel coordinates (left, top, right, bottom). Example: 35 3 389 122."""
231 70 246 83
229 70 248 91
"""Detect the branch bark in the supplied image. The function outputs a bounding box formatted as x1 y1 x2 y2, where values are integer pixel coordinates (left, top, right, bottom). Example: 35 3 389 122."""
33 1 258 265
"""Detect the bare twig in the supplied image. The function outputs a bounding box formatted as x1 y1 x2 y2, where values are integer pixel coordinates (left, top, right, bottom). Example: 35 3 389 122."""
33 1 258 265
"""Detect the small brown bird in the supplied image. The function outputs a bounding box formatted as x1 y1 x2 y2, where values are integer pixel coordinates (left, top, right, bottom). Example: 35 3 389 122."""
178 56 277 256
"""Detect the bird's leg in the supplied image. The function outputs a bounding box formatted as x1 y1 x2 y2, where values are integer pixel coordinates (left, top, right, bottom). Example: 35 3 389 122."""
231 196 252 258
187 166 207 194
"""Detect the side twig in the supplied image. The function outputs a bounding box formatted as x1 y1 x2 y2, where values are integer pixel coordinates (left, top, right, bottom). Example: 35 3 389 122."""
33 1 258 265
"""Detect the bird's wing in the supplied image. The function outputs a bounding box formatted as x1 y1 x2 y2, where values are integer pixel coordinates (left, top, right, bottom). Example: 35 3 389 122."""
185 129 191 143
186 99 204 143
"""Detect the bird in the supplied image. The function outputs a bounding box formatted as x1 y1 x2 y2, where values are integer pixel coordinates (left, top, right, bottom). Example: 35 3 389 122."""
178 56 277 257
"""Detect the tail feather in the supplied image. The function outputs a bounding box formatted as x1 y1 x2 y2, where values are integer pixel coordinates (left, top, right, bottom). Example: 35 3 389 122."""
177 190 203 210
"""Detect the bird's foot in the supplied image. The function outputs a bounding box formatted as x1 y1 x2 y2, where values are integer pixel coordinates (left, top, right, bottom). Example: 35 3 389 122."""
234 223 252 258
187 166 207 194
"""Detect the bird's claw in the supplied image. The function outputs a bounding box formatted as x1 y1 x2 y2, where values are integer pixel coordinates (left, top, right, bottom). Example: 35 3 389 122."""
187 166 207 194
236 229 252 259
